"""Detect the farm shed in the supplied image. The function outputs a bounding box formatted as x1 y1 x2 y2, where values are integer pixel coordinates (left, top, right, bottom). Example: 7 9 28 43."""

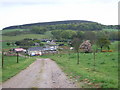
27 46 58 56
44 46 58 54
47 40 57 45
44 45 58 50
27 47 43 56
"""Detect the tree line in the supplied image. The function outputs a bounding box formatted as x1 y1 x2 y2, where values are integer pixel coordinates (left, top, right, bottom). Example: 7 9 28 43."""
51 30 120 41
3 22 102 35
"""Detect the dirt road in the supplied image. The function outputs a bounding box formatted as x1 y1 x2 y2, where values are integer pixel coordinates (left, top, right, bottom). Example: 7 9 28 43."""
1 58 78 88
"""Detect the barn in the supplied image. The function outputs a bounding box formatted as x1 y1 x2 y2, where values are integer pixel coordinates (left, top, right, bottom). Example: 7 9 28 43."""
27 46 58 56
27 47 43 56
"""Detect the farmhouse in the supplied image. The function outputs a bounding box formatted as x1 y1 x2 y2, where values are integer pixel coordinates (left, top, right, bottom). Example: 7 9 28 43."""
9 48 26 53
13 48 26 52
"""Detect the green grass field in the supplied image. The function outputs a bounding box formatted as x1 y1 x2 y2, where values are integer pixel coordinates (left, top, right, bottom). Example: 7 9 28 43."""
1 29 53 41
41 52 118 88
2 34 50 41
1 29 30 34
2 42 18 50
40 41 118 88
102 29 118 32
2 56 36 82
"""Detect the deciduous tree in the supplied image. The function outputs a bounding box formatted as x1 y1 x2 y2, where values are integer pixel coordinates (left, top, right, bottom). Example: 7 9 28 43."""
72 38 82 64
97 37 111 51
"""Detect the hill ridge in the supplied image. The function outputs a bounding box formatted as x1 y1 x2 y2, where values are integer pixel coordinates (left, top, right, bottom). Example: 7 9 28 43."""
2 20 97 30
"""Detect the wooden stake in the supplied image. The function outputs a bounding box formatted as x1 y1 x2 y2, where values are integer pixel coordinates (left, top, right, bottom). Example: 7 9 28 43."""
2 51 4 68
17 52 19 63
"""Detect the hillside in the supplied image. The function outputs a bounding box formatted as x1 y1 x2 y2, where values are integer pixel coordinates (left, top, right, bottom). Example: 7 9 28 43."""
2 20 119 41
2 20 99 30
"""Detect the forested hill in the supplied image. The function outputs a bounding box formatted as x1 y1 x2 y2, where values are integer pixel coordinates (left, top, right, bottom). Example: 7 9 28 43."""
3 20 99 30
2 20 119 31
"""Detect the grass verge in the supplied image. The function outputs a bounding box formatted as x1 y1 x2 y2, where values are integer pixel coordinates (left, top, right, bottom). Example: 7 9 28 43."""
2 56 35 82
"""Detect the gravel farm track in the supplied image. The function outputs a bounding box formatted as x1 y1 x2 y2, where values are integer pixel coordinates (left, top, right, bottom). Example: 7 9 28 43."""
1 58 79 88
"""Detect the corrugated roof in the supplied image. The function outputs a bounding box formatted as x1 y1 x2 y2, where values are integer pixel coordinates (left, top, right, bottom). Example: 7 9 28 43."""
27 46 57 51
27 47 43 51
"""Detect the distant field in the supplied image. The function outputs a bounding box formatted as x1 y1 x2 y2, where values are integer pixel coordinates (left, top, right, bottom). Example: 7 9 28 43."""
102 29 118 31
2 34 50 41
1 29 30 34
109 41 118 51
2 28 53 41
2 42 19 49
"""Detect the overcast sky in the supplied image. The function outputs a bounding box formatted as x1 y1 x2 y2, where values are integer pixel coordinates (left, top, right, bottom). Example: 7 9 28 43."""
0 0 119 30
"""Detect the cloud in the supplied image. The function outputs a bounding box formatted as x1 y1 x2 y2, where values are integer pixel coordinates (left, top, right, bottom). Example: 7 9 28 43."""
0 0 61 6
0 0 118 29
1 0 118 6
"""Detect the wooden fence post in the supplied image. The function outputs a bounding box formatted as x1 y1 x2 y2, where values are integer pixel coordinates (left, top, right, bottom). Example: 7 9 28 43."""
2 50 4 68
17 52 19 63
